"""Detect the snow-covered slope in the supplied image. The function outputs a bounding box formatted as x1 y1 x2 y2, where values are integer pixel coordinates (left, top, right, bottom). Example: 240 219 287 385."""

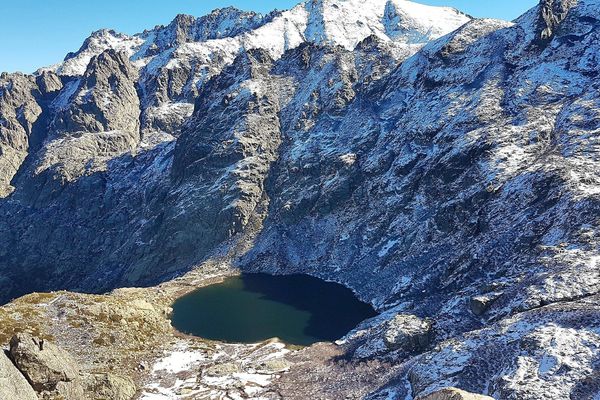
48 0 469 115
30 0 470 171
55 30 145 76
302 0 470 47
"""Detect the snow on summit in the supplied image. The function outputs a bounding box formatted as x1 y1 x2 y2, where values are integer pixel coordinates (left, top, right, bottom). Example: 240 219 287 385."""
304 0 470 48
49 0 470 77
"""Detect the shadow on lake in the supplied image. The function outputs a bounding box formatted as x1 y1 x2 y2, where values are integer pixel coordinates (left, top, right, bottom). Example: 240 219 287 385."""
170 273 377 346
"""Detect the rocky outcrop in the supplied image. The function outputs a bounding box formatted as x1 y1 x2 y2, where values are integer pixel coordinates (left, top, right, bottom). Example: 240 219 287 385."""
52 49 140 136
398 297 600 400
5 331 137 400
0 349 38 400
82 373 136 400
417 387 494 400
36 71 63 96
139 8 267 56
469 293 501 316
0 73 45 196
536 0 579 44
383 314 433 352
30 49 142 184
9 333 80 392
343 313 433 359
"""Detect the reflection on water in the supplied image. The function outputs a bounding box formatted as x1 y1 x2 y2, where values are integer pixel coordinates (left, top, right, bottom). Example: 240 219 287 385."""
171 273 377 346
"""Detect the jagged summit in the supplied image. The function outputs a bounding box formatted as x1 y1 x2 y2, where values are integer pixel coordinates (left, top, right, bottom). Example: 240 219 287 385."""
134 7 269 55
302 0 470 48
49 0 470 77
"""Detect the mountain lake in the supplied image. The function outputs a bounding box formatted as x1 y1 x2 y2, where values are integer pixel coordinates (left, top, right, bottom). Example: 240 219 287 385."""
170 273 378 346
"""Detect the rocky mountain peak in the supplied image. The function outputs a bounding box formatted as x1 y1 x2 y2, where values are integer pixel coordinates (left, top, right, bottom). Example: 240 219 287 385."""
514 0 598 50
66 29 124 59
57 29 143 77
44 48 141 180
52 51 139 133
51 0 471 82
200 6 268 36
136 7 268 57
83 48 138 83
303 0 471 49
382 0 470 43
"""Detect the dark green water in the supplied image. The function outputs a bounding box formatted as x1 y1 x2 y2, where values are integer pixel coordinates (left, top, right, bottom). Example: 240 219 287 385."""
170 274 377 346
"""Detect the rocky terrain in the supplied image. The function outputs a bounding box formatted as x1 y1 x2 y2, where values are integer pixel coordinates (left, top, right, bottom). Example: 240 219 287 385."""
0 0 599 399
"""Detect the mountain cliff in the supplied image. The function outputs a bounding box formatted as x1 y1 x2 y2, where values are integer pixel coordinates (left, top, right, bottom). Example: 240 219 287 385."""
0 0 470 299
0 0 598 399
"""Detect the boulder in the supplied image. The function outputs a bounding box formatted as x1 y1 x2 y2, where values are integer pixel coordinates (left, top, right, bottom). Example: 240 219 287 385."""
83 372 136 400
46 380 86 399
470 296 492 316
470 292 503 316
384 314 432 352
204 362 243 377
417 387 494 400
0 349 38 400
9 333 80 392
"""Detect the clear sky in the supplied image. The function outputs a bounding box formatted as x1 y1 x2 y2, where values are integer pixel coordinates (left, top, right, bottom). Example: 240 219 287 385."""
0 0 537 74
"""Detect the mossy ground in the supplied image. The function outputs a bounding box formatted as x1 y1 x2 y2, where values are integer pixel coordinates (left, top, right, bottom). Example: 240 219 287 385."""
0 292 58 344
0 264 237 395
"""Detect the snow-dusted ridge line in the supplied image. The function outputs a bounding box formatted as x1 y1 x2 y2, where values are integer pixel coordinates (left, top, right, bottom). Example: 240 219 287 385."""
44 0 471 77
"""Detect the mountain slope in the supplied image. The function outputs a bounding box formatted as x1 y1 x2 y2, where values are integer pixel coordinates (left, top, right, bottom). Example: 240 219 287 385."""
0 0 470 299
0 0 599 399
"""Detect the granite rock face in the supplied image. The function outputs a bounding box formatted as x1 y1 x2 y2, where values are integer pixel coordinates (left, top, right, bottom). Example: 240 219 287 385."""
53 49 140 136
536 0 579 43
0 0 599 399
82 372 136 400
38 49 142 182
391 297 600 400
9 333 80 392
383 314 432 352
0 72 49 197
0 349 38 400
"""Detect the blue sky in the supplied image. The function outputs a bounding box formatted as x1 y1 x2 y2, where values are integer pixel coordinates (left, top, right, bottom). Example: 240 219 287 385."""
0 0 537 73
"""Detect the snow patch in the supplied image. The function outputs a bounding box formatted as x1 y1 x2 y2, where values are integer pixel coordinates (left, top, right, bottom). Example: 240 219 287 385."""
151 344 208 374
378 239 399 257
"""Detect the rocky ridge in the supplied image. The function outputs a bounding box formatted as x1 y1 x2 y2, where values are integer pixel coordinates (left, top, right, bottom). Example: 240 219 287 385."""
0 0 599 399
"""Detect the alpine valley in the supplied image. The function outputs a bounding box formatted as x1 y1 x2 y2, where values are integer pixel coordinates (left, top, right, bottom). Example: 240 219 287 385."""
0 0 599 399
